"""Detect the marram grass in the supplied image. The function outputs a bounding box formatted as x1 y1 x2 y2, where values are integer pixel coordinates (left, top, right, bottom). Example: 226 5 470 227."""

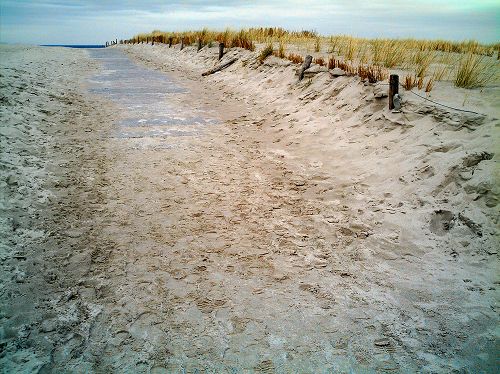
123 27 500 88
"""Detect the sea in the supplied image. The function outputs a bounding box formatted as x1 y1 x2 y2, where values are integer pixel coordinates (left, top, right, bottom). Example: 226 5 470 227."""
41 45 105 48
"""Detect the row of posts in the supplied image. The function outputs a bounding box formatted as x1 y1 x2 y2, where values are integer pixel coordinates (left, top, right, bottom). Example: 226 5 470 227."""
105 39 118 47
106 37 225 60
105 36 398 110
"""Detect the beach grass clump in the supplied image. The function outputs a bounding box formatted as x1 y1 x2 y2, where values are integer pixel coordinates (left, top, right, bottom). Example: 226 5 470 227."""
229 30 255 50
403 74 417 90
454 53 494 88
329 35 342 54
357 64 388 83
314 37 321 52
314 57 326 66
273 39 286 58
417 76 424 90
414 49 435 77
379 40 406 68
345 38 358 61
259 42 274 63
425 77 434 93
287 53 304 64
327 57 356 75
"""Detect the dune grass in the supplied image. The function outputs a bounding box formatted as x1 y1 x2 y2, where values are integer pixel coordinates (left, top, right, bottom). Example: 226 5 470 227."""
123 27 499 88
454 53 497 88
258 42 274 63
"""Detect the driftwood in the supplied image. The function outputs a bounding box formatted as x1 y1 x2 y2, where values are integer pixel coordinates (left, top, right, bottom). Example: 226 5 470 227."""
202 58 237 76
298 55 313 81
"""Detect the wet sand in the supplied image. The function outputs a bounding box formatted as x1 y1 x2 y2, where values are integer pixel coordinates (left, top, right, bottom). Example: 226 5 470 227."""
1 45 498 372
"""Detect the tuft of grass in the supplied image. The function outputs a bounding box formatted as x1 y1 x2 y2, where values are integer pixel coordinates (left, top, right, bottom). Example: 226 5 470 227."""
314 37 321 52
454 53 494 88
380 40 406 68
425 77 434 93
358 65 388 83
328 57 356 75
414 50 434 77
314 57 326 66
328 56 335 69
417 76 424 90
345 38 357 61
329 36 341 53
277 39 286 58
403 74 417 90
229 30 255 51
287 53 304 64
259 42 274 63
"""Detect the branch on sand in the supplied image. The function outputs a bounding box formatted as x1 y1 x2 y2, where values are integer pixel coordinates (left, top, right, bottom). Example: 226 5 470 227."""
202 58 238 76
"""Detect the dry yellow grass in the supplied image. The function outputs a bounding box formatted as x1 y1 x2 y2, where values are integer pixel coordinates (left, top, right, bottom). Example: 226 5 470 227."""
124 27 500 88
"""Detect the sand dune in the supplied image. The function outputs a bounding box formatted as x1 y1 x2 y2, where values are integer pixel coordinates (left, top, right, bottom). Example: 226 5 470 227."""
0 43 498 372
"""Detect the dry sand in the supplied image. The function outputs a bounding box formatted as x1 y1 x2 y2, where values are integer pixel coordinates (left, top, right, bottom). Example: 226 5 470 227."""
0 43 498 372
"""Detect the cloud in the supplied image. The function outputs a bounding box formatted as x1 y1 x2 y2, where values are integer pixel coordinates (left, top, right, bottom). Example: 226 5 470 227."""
0 0 498 44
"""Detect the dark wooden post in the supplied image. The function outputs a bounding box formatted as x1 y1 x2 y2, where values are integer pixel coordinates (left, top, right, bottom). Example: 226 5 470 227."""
180 38 184 50
298 55 313 81
218 42 225 60
169 37 173 48
198 38 202 51
389 74 399 110
152 36 154 46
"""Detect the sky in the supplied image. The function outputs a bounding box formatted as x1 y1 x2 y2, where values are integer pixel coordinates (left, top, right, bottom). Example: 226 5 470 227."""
0 0 499 45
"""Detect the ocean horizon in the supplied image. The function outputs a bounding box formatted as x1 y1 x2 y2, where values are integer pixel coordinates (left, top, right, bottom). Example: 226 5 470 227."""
41 44 105 48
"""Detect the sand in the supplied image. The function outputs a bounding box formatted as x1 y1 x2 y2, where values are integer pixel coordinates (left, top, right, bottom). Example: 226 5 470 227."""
0 43 498 372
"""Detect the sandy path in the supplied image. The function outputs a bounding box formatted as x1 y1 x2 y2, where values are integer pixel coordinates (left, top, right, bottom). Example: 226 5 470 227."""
1 45 498 373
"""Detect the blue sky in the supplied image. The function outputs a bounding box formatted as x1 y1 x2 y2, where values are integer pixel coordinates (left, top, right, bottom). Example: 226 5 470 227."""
0 0 499 44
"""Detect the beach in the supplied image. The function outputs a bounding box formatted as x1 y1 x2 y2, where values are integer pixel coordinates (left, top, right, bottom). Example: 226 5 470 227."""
0 43 498 372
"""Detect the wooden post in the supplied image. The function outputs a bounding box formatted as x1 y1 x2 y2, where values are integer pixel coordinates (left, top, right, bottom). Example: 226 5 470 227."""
389 74 399 110
152 36 154 46
180 38 184 50
218 42 224 60
169 37 173 48
198 38 202 51
298 55 313 81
